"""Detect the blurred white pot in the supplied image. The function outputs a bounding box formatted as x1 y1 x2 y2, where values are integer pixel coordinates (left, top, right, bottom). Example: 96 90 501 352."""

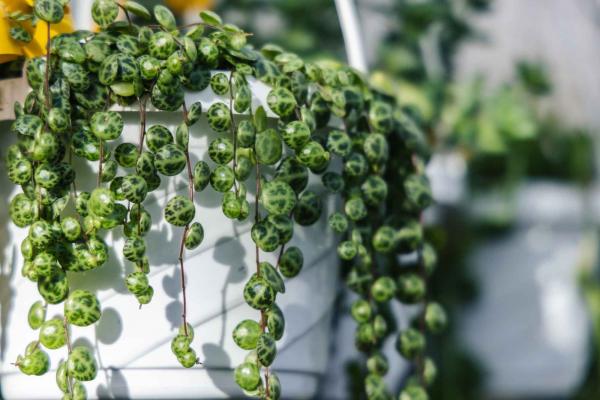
0 76 338 399
460 180 593 398
426 151 467 207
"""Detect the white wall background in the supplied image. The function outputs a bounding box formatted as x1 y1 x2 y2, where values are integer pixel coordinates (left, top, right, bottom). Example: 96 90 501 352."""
456 0 600 131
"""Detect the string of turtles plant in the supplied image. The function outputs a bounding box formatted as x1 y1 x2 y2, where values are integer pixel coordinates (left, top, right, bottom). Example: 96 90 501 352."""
5 1 447 399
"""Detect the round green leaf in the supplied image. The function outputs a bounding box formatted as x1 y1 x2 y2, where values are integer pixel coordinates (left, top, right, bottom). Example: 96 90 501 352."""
199 10 222 26
123 1 151 20
153 5 176 30
91 0 118 28
34 0 64 23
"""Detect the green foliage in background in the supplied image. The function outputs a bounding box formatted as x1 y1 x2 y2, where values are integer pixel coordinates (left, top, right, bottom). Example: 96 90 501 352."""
216 0 344 60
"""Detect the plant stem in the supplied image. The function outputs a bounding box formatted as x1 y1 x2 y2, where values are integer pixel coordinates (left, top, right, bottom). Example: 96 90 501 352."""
228 73 239 195
34 21 53 218
62 317 72 351
116 2 133 25
63 309 73 394
255 163 262 274
183 106 194 203
137 96 147 237
177 102 195 338
44 23 73 394
185 152 194 202
68 148 89 242
124 10 132 25
253 163 270 397
178 226 190 337
148 21 228 33
275 243 286 269
274 211 293 270
137 96 147 156
97 138 103 187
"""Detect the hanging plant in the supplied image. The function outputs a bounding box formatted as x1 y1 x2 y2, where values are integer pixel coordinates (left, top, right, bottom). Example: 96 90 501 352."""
3 1 446 399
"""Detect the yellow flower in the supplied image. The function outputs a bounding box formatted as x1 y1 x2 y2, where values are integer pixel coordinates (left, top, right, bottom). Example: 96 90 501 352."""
0 0 73 63
165 0 214 13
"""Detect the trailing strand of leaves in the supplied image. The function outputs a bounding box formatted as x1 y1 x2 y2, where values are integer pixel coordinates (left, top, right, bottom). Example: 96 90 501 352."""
5 1 444 399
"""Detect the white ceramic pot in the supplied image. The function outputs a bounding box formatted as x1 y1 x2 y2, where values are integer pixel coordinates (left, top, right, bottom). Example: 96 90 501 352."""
459 180 592 398
0 76 338 399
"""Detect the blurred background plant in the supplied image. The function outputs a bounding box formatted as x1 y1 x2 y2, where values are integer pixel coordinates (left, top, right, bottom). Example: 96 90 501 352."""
215 0 345 60
327 1 594 398
366 2 596 400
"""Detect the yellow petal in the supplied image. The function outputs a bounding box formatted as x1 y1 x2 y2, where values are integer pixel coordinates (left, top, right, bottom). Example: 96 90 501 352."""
3 0 31 13
0 4 25 58
165 0 214 13
0 1 74 60
22 10 74 59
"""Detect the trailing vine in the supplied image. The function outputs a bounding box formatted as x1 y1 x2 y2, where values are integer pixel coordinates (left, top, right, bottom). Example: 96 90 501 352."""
5 1 446 399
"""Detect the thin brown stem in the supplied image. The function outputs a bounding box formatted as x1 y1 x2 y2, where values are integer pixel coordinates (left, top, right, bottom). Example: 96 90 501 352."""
62 317 72 354
176 102 195 339
68 149 76 197
68 149 88 241
35 21 53 218
183 102 194 202
264 365 271 397
182 101 189 125
253 163 270 396
136 98 147 237
63 313 74 394
97 138 104 187
274 211 293 270
135 203 141 236
228 73 239 195
255 163 262 272
148 21 230 32
178 225 190 337
185 151 194 205
35 172 42 217
124 10 132 25
275 244 286 270
116 2 133 25
176 157 194 337
137 96 147 156
254 164 261 222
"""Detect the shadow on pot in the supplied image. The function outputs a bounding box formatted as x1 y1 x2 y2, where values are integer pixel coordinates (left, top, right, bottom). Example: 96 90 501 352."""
96 367 130 399
214 236 248 346
96 307 123 345
0 124 16 363
202 342 239 397
162 267 184 330
145 224 181 266
0 248 16 364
